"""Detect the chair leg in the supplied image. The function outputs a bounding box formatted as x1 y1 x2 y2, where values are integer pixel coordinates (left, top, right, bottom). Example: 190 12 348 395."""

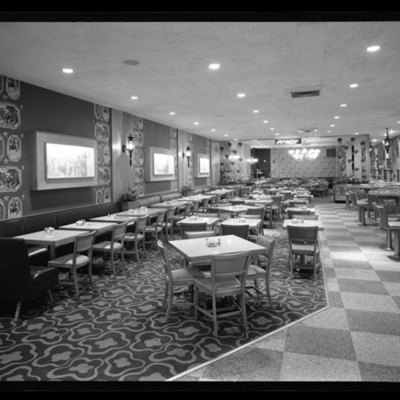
14 301 22 321
88 261 95 288
72 268 79 296
264 276 272 306
212 294 218 337
240 293 248 333
110 252 117 277
48 289 54 303
135 241 140 263
194 287 199 320
166 284 174 321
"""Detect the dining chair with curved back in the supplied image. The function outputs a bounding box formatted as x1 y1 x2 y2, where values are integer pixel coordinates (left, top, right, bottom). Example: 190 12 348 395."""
376 205 400 251
199 197 210 213
193 251 251 337
246 235 275 306
383 199 399 216
220 222 249 240
92 222 127 276
287 209 311 219
145 210 166 245
184 230 216 239
163 206 177 241
0 237 59 321
180 221 208 238
287 224 320 279
123 216 148 262
157 240 195 321
48 230 96 297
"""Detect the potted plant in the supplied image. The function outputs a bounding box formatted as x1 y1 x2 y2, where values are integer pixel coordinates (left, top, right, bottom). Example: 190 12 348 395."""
120 185 139 210
181 185 193 197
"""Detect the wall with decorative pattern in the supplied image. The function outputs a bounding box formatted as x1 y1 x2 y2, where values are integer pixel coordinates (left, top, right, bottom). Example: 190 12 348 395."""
271 147 336 178
0 75 112 220
219 141 251 184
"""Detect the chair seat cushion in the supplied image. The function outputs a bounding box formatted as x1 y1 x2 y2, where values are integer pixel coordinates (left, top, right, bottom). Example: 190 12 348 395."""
48 254 90 268
124 233 145 241
247 264 266 276
93 241 123 251
169 268 195 284
194 276 241 295
291 243 318 254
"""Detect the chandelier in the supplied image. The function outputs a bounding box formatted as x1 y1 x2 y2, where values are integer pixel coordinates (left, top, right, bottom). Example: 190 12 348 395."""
288 148 320 160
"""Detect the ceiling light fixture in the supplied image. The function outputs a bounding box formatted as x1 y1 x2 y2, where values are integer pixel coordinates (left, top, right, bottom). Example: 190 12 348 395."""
208 63 220 70
334 116 340 119
122 134 135 166
194 122 199 125
237 93 246 98
130 96 138 100
169 112 176 115
340 104 347 107
263 120 269 124
366 45 380 52
349 83 359 88
253 110 259 113
62 68 74 74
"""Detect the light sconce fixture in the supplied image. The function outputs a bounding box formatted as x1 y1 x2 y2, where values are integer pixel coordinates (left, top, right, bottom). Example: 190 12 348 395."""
384 128 391 155
122 134 135 166
182 145 192 166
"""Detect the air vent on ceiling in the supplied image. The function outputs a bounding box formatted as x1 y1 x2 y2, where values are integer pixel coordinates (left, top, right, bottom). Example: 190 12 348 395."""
287 84 325 99
291 90 320 98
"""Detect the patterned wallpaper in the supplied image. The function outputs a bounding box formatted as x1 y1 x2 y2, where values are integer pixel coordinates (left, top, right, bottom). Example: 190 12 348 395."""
271 147 336 178
219 141 251 184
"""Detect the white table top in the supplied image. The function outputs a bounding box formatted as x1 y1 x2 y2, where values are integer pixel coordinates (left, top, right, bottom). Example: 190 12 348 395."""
90 214 137 223
283 219 324 230
213 204 262 213
177 216 220 226
221 218 261 229
59 221 117 233
169 234 266 263
150 200 190 208
286 207 316 214
116 208 165 217
15 229 88 246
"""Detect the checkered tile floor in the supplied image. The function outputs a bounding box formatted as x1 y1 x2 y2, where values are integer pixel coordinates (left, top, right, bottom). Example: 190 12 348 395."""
174 200 400 382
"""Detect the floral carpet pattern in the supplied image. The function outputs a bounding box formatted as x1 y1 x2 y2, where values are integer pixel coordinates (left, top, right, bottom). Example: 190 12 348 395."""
0 225 326 381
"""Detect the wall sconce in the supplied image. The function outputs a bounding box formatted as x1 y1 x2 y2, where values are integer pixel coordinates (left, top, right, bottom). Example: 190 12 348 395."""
122 134 135 166
182 145 192 166
384 128 391 155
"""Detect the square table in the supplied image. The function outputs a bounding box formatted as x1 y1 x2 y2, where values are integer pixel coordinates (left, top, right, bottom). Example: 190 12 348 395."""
220 218 261 230
214 204 262 215
15 229 88 259
116 208 165 218
58 221 117 235
169 234 266 264
177 216 220 228
89 214 137 224
282 219 324 230
285 207 316 215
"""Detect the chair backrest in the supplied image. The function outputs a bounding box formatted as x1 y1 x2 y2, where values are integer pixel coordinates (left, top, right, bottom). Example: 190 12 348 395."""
211 251 250 287
157 240 174 283
156 211 166 224
246 206 264 218
255 236 275 271
75 231 96 254
271 195 282 206
184 230 216 239
231 199 245 205
201 213 219 218
383 199 399 215
165 207 177 221
356 189 367 200
180 221 208 236
135 216 148 234
350 191 357 205
218 210 232 220
112 221 128 246
0 237 33 302
220 223 249 240
287 225 319 245
191 200 200 213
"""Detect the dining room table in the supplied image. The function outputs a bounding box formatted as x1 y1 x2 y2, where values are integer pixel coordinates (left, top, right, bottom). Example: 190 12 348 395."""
282 219 324 230
58 221 118 235
89 214 137 224
176 215 220 229
213 204 264 216
169 234 266 265
220 217 261 231
15 228 89 259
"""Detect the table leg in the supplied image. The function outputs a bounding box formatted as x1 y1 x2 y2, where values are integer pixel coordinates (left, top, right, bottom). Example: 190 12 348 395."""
48 244 56 260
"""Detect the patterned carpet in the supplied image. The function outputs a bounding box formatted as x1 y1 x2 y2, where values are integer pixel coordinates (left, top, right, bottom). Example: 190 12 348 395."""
0 225 327 381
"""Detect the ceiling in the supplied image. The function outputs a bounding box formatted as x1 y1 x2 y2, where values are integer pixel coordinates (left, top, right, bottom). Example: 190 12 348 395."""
1 20 400 147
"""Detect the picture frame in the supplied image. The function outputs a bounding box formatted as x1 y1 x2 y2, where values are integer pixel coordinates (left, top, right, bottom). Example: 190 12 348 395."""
32 131 98 190
194 153 210 177
145 146 176 181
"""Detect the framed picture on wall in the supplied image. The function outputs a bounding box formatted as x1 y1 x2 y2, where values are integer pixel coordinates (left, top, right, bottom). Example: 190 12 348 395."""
145 146 176 181
194 153 210 177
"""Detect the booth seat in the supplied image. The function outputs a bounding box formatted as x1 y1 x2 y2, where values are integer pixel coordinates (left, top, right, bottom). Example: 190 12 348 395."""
160 192 182 202
135 195 162 208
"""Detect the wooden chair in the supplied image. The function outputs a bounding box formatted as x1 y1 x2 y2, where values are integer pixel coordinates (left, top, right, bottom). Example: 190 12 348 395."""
123 216 147 262
163 207 177 241
48 231 96 297
287 225 321 279
220 223 249 240
287 209 311 219
246 236 275 306
92 222 127 276
157 240 195 321
145 210 166 245
0 237 59 321
180 221 207 238
193 251 251 337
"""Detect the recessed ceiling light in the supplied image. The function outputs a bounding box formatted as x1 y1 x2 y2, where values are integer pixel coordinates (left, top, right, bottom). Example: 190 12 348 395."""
330 124 335 127
62 67 74 74
275 133 279 136
169 112 176 115
130 96 138 100
340 104 347 107
253 110 259 114
234 138 238 141
373 139 377 142
366 45 380 53
397 121 400 124
237 93 246 98
208 63 220 70
327 130 332 133
270 127 275 131
355 132 359 135
263 120 269 124
224 134 229 137
334 116 340 119
194 122 199 125
349 83 359 88
211 128 216 132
